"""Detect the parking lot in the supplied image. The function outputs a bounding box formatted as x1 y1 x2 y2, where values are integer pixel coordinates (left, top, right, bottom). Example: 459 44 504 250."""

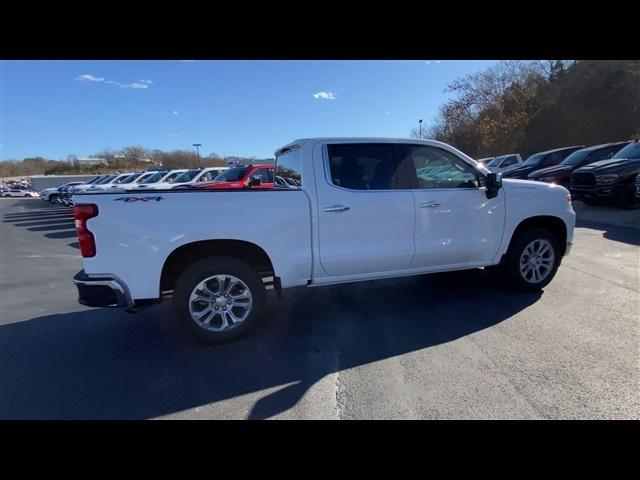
0 197 638 419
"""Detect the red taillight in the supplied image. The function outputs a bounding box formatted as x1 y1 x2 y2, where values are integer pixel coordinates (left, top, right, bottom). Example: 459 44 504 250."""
567 193 572 204
74 203 99 258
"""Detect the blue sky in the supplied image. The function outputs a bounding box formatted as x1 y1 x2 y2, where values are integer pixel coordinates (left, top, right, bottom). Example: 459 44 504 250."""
1 60 497 160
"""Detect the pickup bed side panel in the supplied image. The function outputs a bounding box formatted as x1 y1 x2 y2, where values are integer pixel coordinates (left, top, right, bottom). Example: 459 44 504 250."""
78 190 313 299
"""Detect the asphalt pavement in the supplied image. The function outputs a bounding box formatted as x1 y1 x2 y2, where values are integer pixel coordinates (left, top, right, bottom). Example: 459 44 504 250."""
0 197 638 419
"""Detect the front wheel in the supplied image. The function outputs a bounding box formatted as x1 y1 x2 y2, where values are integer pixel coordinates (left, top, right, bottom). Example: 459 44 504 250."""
620 182 639 210
172 256 266 344
505 228 560 291
49 194 58 204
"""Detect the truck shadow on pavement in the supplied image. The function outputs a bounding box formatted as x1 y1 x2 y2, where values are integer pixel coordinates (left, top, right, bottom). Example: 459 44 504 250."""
0 269 541 420
575 219 640 246
2 203 76 240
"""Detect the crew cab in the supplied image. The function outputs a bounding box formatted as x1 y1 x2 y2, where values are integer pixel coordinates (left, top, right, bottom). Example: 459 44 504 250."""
196 164 275 189
528 141 631 188
570 139 640 209
72 138 576 344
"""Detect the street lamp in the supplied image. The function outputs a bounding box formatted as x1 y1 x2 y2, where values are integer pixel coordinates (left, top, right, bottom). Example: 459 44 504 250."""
193 143 202 166
418 119 423 139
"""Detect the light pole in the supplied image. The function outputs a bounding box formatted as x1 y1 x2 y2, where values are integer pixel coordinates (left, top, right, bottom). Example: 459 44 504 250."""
418 119 423 139
193 143 202 166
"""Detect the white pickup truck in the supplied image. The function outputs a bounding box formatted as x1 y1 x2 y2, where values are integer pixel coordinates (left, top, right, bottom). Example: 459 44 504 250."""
72 138 575 343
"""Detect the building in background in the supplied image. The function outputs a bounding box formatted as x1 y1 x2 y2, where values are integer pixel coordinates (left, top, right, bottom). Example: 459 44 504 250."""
76 157 108 166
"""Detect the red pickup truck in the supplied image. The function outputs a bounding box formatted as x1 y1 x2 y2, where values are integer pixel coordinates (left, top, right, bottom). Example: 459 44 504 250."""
196 165 274 189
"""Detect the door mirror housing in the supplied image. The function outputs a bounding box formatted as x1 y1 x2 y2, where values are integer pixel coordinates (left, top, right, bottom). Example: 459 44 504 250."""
485 172 502 199
248 175 262 187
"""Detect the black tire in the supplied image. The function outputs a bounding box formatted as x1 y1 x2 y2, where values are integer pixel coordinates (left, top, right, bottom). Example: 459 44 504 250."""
581 197 599 206
619 182 639 210
172 256 266 344
505 228 561 291
49 194 58 204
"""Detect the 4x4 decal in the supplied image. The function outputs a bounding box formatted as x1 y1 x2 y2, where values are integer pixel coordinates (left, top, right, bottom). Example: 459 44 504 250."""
114 196 163 203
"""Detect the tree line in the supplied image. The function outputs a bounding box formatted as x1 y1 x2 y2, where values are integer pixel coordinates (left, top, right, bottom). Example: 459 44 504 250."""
411 60 640 159
0 146 271 178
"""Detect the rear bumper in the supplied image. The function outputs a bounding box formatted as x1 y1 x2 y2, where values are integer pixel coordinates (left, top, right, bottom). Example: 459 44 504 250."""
73 270 134 308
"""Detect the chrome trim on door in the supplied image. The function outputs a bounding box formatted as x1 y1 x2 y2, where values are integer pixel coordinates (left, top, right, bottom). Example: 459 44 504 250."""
323 205 350 212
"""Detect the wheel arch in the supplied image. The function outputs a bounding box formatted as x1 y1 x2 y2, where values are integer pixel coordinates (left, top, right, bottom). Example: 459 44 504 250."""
507 215 568 257
160 239 276 294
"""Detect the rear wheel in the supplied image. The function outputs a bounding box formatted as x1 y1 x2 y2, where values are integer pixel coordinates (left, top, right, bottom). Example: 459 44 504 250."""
172 256 266 344
505 228 560 291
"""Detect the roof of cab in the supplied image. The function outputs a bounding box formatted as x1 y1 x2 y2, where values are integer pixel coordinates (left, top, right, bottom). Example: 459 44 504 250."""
275 137 453 156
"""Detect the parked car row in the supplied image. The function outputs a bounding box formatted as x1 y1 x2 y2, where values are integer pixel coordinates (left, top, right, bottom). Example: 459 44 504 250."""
40 165 289 206
1 178 38 197
1 187 40 198
488 140 639 209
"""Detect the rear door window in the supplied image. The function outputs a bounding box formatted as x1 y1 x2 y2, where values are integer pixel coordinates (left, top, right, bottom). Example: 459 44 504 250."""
327 143 400 190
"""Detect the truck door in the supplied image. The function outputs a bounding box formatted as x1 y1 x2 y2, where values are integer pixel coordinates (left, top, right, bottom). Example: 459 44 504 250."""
402 144 505 268
315 143 415 276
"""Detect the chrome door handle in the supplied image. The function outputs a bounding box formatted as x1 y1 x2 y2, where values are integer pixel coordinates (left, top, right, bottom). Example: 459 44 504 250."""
418 201 441 208
323 205 350 212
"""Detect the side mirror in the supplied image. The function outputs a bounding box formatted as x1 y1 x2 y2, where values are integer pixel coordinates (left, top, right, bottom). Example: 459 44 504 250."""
486 172 502 199
248 175 262 187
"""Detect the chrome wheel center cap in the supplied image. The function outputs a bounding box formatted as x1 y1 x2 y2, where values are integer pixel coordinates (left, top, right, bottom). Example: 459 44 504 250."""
215 296 227 307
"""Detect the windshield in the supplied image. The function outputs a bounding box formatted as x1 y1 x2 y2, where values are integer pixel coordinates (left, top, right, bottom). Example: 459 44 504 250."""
486 158 504 167
613 141 640 160
172 170 201 183
115 174 140 184
214 167 248 182
163 171 186 183
141 172 164 184
135 173 155 183
523 152 546 167
96 175 116 184
561 149 590 166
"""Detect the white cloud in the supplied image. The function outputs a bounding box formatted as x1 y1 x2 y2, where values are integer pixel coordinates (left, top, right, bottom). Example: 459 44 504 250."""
123 82 149 89
75 74 105 82
313 91 336 100
75 74 151 89
172 110 179 116
105 80 148 89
